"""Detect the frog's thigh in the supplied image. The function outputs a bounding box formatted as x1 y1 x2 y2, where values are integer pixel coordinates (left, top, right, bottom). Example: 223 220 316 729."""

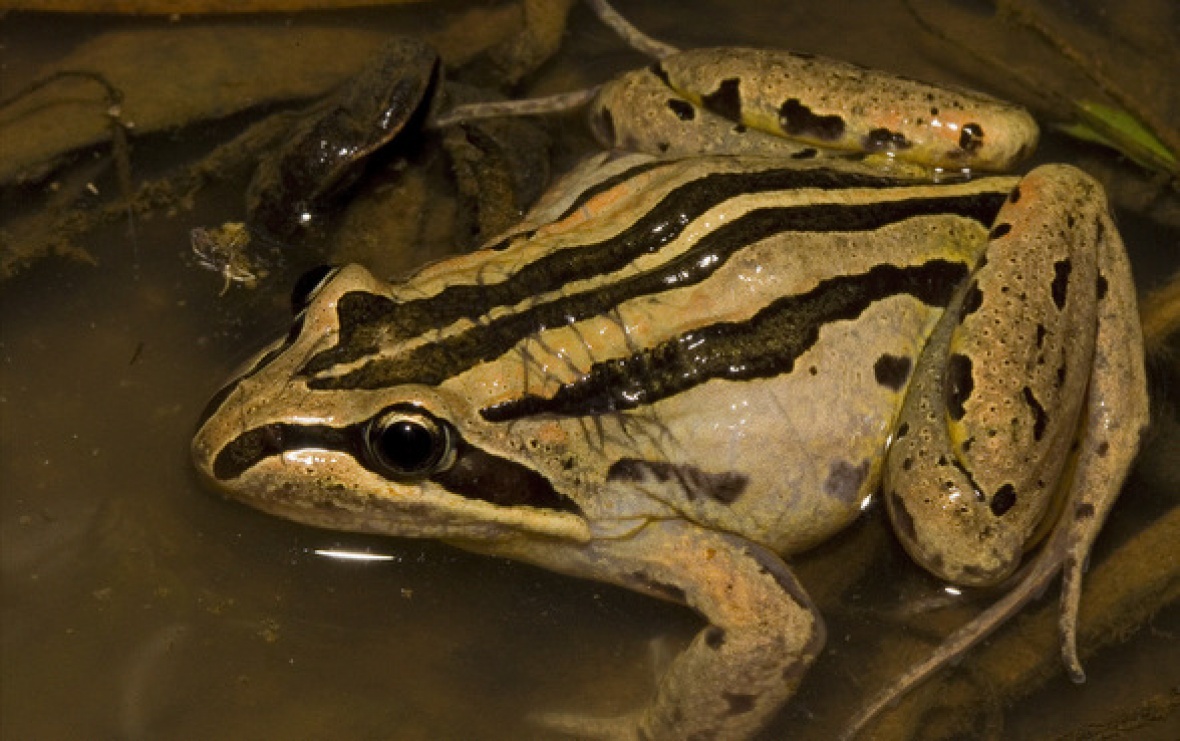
886 165 1108 587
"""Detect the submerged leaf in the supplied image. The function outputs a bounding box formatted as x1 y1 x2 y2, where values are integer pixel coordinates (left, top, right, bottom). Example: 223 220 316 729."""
1055 100 1177 176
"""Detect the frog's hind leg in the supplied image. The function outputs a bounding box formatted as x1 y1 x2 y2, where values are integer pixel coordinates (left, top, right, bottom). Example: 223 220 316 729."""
886 165 1116 589
842 253 1147 735
1053 191 1148 679
847 165 1148 738
839 272 1073 740
838 523 1072 740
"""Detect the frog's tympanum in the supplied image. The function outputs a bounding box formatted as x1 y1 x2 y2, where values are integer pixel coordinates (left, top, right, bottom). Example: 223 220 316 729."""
193 46 1149 740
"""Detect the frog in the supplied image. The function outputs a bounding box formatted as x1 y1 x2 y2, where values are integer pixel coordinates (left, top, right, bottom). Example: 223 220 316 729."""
191 38 1148 741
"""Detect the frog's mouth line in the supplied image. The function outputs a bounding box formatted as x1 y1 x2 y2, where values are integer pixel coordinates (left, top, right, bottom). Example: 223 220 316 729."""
206 419 583 518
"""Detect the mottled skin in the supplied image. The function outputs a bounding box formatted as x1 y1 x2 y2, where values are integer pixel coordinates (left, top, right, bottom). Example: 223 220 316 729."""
592 48 1038 170
193 47 1148 741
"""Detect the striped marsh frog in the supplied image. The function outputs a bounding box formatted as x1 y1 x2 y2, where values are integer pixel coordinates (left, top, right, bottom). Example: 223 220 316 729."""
192 45 1148 741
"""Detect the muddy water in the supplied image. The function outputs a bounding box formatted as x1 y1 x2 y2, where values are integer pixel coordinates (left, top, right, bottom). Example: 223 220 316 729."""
2 2 1178 740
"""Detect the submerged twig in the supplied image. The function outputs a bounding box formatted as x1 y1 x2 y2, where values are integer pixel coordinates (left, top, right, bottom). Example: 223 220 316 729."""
850 506 1180 740
1140 268 1180 354
432 88 600 129
2 66 140 264
434 0 679 129
1 69 136 199
582 0 680 59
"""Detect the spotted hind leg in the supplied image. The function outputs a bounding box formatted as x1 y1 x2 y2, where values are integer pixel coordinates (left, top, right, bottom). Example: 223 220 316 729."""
848 165 1148 738
1052 178 1148 679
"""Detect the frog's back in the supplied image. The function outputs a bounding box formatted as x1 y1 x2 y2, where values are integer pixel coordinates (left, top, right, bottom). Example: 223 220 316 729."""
400 155 1017 553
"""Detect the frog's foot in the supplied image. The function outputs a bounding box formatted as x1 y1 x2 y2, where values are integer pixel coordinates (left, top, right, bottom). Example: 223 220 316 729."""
530 708 644 741
838 526 1072 741
844 408 1146 738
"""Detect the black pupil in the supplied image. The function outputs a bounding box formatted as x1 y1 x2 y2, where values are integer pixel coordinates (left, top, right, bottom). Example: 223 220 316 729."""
378 419 437 473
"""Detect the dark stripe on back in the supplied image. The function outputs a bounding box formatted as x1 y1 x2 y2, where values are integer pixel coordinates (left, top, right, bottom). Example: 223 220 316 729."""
307 191 1004 391
302 165 936 373
212 421 580 513
481 258 970 421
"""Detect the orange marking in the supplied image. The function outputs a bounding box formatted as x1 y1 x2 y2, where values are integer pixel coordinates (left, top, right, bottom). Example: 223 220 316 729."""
535 179 641 238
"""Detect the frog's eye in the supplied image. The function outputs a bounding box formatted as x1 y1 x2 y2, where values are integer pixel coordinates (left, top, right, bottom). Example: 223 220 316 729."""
365 406 454 480
290 264 339 314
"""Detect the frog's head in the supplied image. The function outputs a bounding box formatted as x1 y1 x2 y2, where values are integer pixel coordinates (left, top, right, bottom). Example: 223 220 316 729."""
192 264 591 544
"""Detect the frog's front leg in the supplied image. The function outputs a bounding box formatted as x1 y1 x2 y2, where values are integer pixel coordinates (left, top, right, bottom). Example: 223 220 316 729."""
485 518 825 741
865 164 1148 733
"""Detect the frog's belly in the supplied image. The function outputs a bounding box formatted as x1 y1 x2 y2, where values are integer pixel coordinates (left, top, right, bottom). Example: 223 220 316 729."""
644 296 943 555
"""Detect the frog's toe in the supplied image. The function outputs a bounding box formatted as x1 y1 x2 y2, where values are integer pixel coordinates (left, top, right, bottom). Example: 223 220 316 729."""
530 708 644 740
